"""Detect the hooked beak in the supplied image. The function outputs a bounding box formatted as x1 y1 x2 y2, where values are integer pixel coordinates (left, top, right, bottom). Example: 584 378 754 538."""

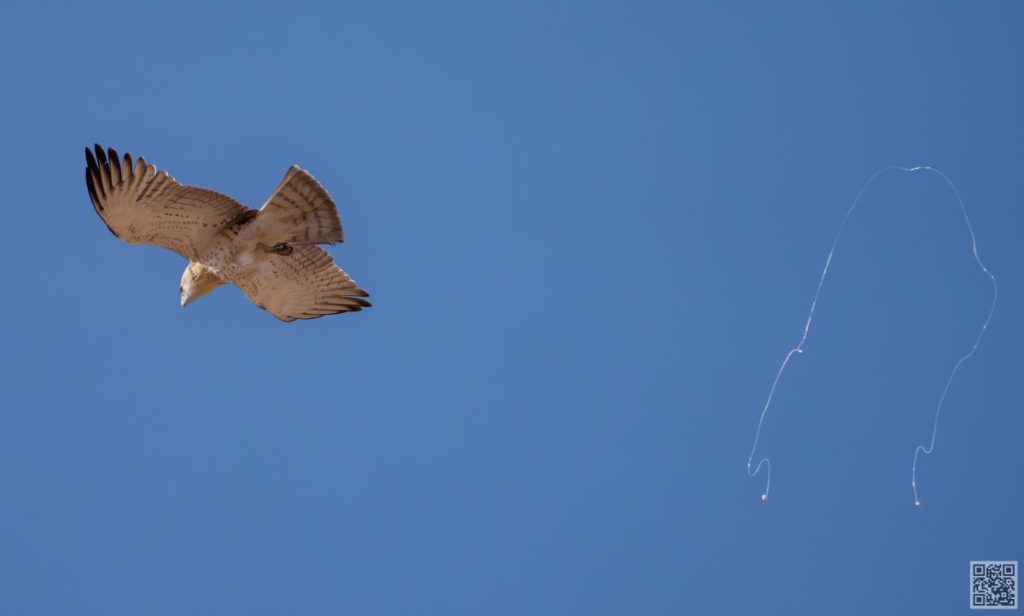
181 296 188 308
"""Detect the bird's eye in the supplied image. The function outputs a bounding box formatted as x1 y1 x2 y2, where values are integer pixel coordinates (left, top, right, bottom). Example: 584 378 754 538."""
179 286 184 295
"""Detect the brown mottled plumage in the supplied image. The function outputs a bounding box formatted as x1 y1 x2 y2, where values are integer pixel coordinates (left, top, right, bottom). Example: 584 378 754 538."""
85 145 370 321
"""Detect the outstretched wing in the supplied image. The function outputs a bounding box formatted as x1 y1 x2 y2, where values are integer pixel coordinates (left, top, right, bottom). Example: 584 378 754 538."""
85 145 252 260
235 245 370 321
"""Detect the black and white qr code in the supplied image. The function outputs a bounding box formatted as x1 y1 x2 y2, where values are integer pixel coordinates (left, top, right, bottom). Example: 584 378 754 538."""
971 561 1017 609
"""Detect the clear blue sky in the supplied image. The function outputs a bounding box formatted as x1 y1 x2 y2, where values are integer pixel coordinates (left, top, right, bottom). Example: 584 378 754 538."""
1 2 1021 614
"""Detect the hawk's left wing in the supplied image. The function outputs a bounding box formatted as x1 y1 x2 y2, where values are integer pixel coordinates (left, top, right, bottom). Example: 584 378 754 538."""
85 145 252 260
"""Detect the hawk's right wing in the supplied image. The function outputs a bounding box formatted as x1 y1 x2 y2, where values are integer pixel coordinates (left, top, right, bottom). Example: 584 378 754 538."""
234 245 370 322
85 145 252 260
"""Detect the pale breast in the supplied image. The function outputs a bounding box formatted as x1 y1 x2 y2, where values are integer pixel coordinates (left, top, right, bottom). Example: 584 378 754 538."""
195 219 266 282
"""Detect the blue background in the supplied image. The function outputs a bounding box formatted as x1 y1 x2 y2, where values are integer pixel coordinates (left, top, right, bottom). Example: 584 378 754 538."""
1 2 1021 614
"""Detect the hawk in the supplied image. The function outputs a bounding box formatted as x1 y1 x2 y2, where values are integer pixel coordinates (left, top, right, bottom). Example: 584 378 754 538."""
84 145 370 321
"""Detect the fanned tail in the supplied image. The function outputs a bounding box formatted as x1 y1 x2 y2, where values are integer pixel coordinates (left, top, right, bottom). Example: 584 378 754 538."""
255 165 344 245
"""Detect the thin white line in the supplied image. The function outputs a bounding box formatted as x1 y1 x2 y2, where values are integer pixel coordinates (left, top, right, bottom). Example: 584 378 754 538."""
745 166 998 506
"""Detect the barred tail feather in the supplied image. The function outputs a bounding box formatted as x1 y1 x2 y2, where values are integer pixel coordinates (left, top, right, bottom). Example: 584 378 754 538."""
256 165 344 245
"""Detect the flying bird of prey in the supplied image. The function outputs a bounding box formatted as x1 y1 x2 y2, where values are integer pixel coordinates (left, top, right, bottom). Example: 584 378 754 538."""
84 145 370 321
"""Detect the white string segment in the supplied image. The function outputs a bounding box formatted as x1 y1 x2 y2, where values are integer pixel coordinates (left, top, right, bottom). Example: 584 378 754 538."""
745 166 998 506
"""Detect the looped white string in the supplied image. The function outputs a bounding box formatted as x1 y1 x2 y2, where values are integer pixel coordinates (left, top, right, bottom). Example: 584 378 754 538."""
745 166 998 506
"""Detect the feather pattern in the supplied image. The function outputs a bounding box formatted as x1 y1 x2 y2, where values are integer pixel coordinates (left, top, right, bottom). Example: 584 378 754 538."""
255 165 345 245
233 245 371 321
85 144 251 260
84 145 371 321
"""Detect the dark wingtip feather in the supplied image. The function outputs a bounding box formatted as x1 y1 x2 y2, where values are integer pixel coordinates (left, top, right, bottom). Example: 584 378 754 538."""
85 168 100 211
85 166 119 239
84 146 97 175
84 147 105 199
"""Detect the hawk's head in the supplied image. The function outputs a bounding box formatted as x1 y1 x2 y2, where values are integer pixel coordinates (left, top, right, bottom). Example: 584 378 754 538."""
180 262 225 308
